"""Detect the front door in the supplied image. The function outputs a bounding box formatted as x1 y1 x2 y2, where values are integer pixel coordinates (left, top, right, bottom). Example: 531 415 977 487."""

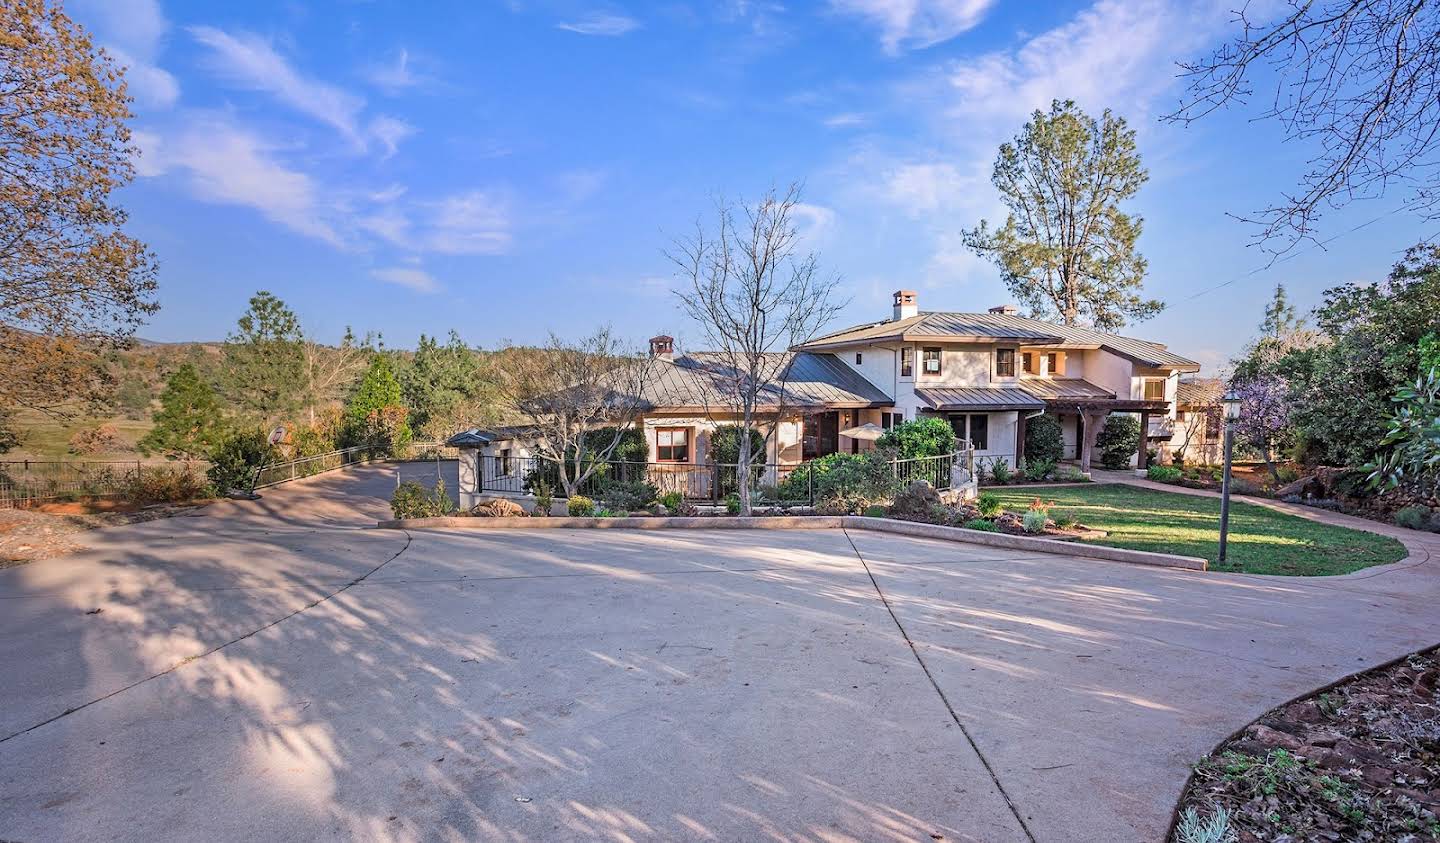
803 411 839 459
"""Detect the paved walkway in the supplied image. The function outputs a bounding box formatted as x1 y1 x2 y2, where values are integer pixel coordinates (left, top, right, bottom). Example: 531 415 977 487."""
0 464 1437 841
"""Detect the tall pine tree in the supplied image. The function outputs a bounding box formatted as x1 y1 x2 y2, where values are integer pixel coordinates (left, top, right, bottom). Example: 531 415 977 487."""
139 364 225 458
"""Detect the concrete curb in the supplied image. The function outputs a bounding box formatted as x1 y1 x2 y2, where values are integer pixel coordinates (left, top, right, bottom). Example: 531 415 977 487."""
377 514 1207 571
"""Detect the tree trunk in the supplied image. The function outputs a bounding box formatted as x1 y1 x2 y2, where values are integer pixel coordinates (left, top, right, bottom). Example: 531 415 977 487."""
737 426 753 516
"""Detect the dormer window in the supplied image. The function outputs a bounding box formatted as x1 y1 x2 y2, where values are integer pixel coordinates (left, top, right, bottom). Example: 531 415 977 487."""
922 347 942 375
995 348 1016 377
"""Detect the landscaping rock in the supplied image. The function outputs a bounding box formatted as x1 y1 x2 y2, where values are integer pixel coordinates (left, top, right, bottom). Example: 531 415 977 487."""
471 499 526 518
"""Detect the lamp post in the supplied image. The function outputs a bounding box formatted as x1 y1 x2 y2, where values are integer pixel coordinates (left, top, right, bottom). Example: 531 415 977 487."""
1217 388 1242 566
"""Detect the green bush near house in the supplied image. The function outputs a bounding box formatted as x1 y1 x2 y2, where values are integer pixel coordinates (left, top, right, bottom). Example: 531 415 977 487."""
1394 505 1430 530
390 479 455 519
1097 415 1141 469
1147 465 1182 482
207 429 276 495
599 480 659 512
976 491 1002 517
1024 414 1065 465
567 495 596 517
876 416 957 460
961 518 1000 532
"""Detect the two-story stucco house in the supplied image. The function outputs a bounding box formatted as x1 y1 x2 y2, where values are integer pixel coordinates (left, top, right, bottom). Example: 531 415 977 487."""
450 290 1201 501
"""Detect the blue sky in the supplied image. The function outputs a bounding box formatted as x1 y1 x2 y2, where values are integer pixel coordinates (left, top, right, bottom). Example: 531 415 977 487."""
70 0 1436 374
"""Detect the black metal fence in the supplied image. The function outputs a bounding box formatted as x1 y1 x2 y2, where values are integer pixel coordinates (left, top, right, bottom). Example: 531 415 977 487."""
0 460 145 508
475 451 964 505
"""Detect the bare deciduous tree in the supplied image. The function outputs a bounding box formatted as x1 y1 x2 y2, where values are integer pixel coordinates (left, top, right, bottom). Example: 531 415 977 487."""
507 328 653 498
301 328 371 427
1168 0 1440 251
668 184 845 515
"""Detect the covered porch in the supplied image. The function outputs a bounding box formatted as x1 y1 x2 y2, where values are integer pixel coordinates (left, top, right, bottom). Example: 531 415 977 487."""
1046 398 1170 474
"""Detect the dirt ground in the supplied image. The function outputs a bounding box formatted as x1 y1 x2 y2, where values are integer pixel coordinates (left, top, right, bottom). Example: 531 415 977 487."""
0 501 209 567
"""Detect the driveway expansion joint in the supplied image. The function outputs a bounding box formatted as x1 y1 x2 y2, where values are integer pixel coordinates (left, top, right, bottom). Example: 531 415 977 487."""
0 529 414 745
841 527 1039 843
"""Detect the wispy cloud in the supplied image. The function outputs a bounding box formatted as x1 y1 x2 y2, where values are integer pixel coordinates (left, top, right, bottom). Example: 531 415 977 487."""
189 26 365 142
823 112 869 129
365 48 423 95
154 116 342 246
72 0 179 108
557 13 641 36
368 115 416 160
831 0 996 53
425 191 513 255
371 266 440 293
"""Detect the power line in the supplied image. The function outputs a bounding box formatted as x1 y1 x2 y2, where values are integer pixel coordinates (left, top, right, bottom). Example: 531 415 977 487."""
1182 204 1410 300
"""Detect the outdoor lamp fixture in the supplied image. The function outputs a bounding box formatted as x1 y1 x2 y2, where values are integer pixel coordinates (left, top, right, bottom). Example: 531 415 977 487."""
1218 388 1242 566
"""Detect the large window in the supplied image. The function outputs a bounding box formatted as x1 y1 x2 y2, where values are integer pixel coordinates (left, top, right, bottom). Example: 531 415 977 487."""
948 414 989 450
881 410 904 429
900 347 914 377
1143 378 1167 401
1203 408 1222 443
995 348 1016 377
922 347 942 375
656 428 690 462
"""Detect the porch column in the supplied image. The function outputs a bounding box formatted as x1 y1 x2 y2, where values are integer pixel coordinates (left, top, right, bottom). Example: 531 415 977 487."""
1015 412 1028 469
1078 410 1106 474
1137 411 1150 470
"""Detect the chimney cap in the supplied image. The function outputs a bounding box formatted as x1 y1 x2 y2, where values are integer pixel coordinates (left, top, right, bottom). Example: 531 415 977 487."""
988 304 1018 315
648 335 674 358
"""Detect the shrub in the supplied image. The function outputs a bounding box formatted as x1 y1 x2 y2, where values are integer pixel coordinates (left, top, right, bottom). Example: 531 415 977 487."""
657 490 684 511
1021 509 1048 534
876 417 957 459
961 518 1000 532
989 459 1013 484
532 480 553 517
670 497 699 517
70 424 121 456
889 480 942 520
1097 414 1141 469
862 504 888 518
600 480 659 512
567 495 595 517
390 479 455 519
1395 505 1430 530
725 493 741 515
976 491 1002 517
207 429 275 494
781 449 901 511
1024 414 1065 464
1056 466 1090 482
1147 465 1182 482
126 464 206 504
1053 512 1077 529
1023 458 1056 482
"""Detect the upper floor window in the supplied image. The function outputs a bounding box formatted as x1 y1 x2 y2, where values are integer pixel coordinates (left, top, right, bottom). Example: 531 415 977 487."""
656 428 690 462
1022 352 1037 374
1047 352 1063 376
855 352 863 365
1143 378 1166 401
922 347 942 375
900 347 914 378
995 348 1016 377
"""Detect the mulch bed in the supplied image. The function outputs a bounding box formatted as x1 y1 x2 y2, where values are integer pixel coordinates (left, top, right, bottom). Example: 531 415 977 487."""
0 501 210 567
1173 647 1440 841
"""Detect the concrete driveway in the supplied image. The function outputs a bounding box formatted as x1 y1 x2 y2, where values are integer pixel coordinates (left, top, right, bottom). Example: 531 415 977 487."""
0 464 1436 842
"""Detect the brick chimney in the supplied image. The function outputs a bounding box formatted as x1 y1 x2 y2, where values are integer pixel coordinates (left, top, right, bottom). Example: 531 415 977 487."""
892 290 918 321
648 335 674 359
988 304 1018 315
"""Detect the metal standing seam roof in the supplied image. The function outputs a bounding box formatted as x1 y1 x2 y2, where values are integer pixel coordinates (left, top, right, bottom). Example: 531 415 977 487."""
1176 378 1224 406
1015 378 1116 400
639 352 893 410
915 387 1045 411
798 311 1200 371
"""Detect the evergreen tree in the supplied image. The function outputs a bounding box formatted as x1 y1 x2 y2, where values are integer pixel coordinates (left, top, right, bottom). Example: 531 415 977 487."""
1260 284 1302 337
401 330 482 435
345 354 411 450
964 100 1159 330
222 291 304 420
139 364 225 458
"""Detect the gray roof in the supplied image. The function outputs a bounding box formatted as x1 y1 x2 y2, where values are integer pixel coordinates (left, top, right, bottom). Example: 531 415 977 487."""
639 352 892 411
798 311 1199 371
1177 378 1223 406
1016 378 1116 400
915 387 1045 411
445 425 533 447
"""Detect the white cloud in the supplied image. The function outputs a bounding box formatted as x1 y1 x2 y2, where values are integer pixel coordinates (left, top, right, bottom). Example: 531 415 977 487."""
792 202 838 244
366 48 420 95
831 0 995 53
161 117 341 246
557 13 641 36
367 115 416 159
189 26 366 144
882 161 976 216
72 0 179 108
425 191 512 255
129 129 165 177
371 266 440 293
823 112 869 129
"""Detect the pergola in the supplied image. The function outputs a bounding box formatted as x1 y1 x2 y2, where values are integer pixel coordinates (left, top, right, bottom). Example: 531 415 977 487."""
1039 398 1170 474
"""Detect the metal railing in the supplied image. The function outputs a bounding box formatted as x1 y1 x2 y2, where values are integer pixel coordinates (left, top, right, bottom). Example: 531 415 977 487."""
0 460 144 508
475 450 966 505
251 442 460 491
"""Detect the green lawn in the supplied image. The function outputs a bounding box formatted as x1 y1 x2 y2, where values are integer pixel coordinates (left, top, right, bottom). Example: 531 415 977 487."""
987 484 1406 576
